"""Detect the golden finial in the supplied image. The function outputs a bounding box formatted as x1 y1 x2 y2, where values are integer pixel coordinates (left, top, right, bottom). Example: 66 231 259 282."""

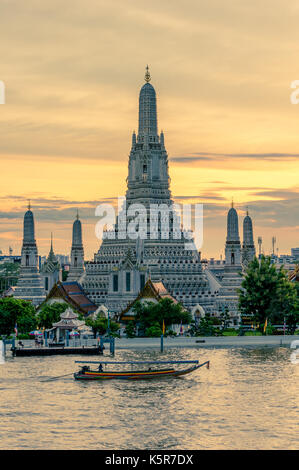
231 198 234 208
145 65 151 83
246 206 249 216
28 199 31 210
76 209 79 220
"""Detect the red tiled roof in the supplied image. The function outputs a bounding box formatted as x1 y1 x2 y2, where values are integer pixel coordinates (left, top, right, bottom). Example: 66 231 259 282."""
38 281 98 315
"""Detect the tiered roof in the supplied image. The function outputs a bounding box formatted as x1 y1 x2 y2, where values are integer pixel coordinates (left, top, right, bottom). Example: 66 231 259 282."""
37 281 97 315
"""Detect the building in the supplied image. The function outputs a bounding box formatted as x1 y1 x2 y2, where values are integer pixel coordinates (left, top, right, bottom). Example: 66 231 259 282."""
50 307 86 342
81 68 214 316
41 233 62 294
0 262 20 296
67 212 85 282
36 281 98 316
291 248 299 261
214 203 243 325
242 209 256 267
13 204 46 306
119 278 178 323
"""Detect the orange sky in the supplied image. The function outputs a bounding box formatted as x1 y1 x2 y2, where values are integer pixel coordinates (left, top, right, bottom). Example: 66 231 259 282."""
0 0 298 259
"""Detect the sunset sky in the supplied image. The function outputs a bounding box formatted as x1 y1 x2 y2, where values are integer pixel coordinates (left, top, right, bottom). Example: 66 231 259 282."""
0 0 298 259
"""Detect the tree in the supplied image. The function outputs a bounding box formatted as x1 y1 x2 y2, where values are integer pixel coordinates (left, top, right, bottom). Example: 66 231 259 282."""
0 262 20 295
195 313 216 336
124 321 136 338
132 298 191 336
145 323 162 337
219 306 230 331
36 302 69 329
239 256 299 333
0 297 37 336
85 314 120 338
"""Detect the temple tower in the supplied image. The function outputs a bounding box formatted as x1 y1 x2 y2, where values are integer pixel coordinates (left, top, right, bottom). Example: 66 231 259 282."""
68 211 85 282
14 203 46 306
41 233 62 293
242 209 256 267
225 202 241 266
82 68 215 314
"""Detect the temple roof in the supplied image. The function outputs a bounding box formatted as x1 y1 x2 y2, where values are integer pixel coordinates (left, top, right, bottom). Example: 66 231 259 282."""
119 278 178 322
37 280 97 315
289 265 299 282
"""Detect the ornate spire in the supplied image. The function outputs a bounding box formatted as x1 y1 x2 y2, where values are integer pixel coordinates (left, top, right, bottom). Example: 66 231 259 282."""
144 65 151 83
23 205 35 243
138 67 158 137
28 199 31 211
50 232 54 254
72 212 83 247
227 203 240 242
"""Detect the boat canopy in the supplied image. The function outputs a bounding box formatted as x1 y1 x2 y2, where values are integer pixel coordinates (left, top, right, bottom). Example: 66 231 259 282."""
75 360 199 365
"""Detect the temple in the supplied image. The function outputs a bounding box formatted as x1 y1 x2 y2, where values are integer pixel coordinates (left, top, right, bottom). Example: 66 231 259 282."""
14 203 46 306
41 233 62 294
68 211 85 282
81 68 217 315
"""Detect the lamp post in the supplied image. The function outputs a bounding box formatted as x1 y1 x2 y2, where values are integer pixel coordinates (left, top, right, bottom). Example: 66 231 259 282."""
107 309 110 337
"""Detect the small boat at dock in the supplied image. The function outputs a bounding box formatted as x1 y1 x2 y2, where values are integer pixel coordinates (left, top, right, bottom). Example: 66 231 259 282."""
74 359 210 380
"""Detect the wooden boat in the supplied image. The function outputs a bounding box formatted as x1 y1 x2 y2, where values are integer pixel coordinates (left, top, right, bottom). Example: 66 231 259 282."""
74 359 210 381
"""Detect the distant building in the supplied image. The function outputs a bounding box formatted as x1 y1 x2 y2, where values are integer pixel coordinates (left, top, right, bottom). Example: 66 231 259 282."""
0 262 20 295
291 248 299 261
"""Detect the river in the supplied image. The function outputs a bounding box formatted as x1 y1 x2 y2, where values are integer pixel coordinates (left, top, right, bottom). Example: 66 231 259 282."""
0 346 298 449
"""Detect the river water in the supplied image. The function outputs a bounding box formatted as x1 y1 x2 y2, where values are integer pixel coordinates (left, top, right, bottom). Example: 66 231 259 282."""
0 347 298 449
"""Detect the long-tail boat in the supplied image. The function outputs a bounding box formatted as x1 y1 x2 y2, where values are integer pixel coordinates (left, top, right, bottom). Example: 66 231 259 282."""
74 359 210 381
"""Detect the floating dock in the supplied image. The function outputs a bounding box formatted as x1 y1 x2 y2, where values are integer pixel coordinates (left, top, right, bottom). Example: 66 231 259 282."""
12 346 102 357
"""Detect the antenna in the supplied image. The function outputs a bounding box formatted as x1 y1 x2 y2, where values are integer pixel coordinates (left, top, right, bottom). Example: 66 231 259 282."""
258 236 262 256
272 236 276 255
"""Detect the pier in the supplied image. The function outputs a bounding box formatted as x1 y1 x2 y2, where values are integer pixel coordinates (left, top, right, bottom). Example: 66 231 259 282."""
13 345 102 356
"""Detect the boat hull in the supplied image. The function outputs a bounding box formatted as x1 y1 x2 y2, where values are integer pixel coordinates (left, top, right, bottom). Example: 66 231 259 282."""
74 364 201 380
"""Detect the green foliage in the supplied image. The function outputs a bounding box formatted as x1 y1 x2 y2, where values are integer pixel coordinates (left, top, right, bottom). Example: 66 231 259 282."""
194 313 216 336
239 256 299 334
132 298 191 336
124 321 136 338
36 302 68 329
0 297 37 336
145 323 162 337
16 333 32 339
244 331 262 336
0 262 20 294
85 314 120 337
222 330 238 336
219 306 230 331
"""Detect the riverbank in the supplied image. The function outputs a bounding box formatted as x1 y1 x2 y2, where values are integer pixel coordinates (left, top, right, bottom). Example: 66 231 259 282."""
115 335 298 349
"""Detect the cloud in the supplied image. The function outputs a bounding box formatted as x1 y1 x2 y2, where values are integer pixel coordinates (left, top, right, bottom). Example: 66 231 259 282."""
171 152 299 163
